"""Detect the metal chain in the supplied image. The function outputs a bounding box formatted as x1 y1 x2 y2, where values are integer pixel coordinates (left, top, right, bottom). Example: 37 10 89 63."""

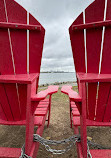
34 134 80 145
19 144 32 158
43 142 74 155
87 143 92 158
20 134 110 157
87 139 111 149
87 139 111 158
33 134 81 155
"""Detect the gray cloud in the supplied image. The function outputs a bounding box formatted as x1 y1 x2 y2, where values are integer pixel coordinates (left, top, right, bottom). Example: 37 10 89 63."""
15 0 94 72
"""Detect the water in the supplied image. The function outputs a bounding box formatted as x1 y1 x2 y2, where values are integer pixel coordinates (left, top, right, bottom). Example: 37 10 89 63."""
39 72 76 85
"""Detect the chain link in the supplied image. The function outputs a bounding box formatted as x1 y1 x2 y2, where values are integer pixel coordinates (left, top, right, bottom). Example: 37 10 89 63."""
87 139 111 149
87 143 92 158
20 134 110 157
33 134 81 155
33 134 80 145
19 144 32 158
87 138 111 158
43 142 74 155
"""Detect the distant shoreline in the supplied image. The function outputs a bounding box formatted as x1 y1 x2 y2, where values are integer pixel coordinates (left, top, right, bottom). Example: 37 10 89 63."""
39 81 77 87
41 72 75 73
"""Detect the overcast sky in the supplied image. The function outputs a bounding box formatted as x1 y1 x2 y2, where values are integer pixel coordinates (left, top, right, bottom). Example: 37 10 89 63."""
15 0 94 72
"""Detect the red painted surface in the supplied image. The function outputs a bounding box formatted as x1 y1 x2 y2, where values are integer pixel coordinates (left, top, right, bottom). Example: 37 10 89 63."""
69 13 86 73
87 83 97 120
85 0 105 126
0 0 14 75
0 0 59 157
75 73 111 122
72 110 80 116
61 86 81 128
35 110 47 116
0 22 41 31
0 84 13 121
77 73 111 83
96 83 111 121
29 13 45 74
86 0 104 73
104 89 111 121
0 74 39 84
47 94 52 127
6 0 27 74
61 85 82 102
74 126 83 158
31 116 47 158
62 0 111 157
69 99 73 128
80 83 87 158
72 20 111 30
101 0 111 74
0 147 21 158
31 85 59 101
73 117 111 126
90 150 111 157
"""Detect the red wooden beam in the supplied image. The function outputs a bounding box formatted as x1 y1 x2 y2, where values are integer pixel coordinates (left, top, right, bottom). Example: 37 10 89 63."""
77 73 111 83
0 147 21 158
72 20 111 31
61 85 82 102
31 85 59 101
0 73 39 84
0 22 41 31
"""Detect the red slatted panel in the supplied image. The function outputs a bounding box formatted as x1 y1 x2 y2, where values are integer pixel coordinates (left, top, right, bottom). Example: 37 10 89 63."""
0 0 45 122
87 83 97 120
0 0 6 23
0 147 21 158
31 80 37 97
30 80 38 114
3 0 28 121
97 0 111 121
96 83 110 121
4 84 21 121
0 0 15 121
101 0 111 74
69 13 86 73
6 0 27 74
104 87 111 121
0 1 14 75
0 103 6 121
18 84 27 120
0 84 13 120
29 14 45 74
0 29 14 75
86 0 105 73
3 82 21 121
85 0 105 121
100 0 111 121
